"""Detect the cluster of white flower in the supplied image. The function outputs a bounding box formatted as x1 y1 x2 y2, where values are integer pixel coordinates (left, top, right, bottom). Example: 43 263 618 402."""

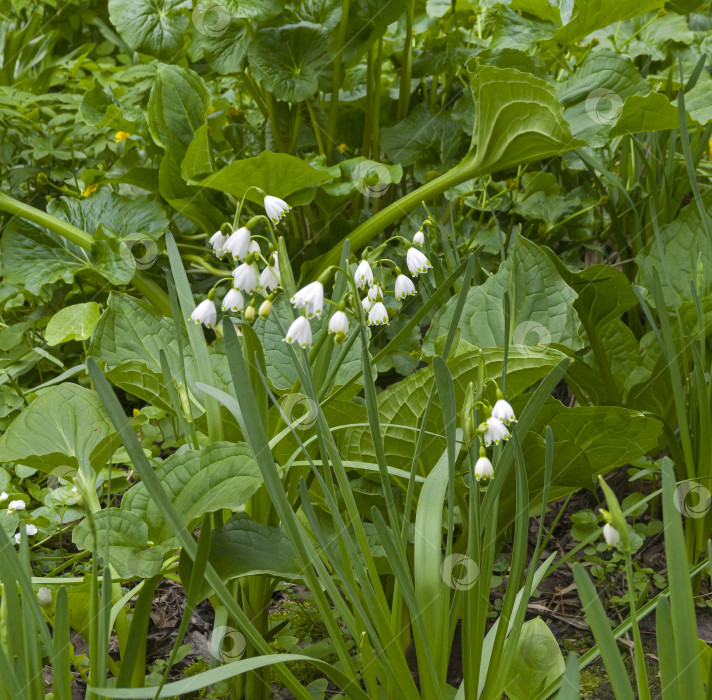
14 523 37 544
283 228 433 350
189 195 290 329
473 391 517 482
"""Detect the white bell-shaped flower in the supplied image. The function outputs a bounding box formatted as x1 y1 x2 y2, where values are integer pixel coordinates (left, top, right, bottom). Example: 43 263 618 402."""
413 230 425 247
328 310 349 338
264 195 291 223
368 301 389 326
362 296 374 313
284 315 312 348
491 398 516 425
7 499 26 512
209 230 229 257
394 274 416 300
290 281 324 318
247 240 260 256
603 523 620 548
222 288 244 312
0 492 7 502
224 227 251 261
406 247 432 276
474 455 494 481
260 264 280 294
232 263 259 294
189 299 217 328
482 416 510 446
355 260 374 290
368 284 383 302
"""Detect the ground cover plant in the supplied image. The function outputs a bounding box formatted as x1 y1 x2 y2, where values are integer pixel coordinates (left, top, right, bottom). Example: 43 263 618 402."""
2 0 712 698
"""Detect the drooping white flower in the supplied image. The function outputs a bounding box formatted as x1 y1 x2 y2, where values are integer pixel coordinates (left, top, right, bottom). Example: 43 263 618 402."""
394 274 416 300
37 587 53 608
482 416 510 447
209 230 229 257
0 492 7 502
222 288 244 312
26 524 37 536
290 281 324 319
474 455 494 481
247 240 260 256
355 260 374 290
603 523 620 548
232 263 259 294
224 227 251 261
362 296 374 313
189 299 217 328
406 247 432 276
413 230 425 247
368 284 383 302
259 264 280 294
7 499 25 512
368 302 389 326
13 533 20 543
284 316 312 348
245 304 256 323
328 310 349 339
264 195 291 223
491 398 516 426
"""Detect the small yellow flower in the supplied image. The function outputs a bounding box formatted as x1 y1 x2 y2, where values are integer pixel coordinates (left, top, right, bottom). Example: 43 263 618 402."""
208 105 216 115
709 139 712 161
114 131 130 143
229 107 244 117
82 183 98 197
133 408 140 417
337 143 349 154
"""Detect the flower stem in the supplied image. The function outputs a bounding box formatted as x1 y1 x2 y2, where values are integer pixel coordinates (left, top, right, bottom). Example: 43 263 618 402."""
0 191 172 316
397 0 415 122
326 0 351 162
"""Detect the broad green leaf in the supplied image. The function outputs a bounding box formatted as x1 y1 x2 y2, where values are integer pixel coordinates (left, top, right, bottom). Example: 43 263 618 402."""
0 383 115 475
214 0 284 20
558 49 651 146
121 442 262 545
80 80 145 133
148 64 210 156
247 22 330 102
341 344 566 469
196 150 332 203
190 18 248 75
425 237 582 354
45 302 101 345
73 509 163 579
179 512 301 598
108 0 190 60
467 61 585 174
504 618 566 700
636 199 712 308
553 0 663 44
181 124 214 181
490 5 557 51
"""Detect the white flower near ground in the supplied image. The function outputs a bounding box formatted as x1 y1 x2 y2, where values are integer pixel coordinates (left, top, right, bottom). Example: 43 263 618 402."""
209 230 229 257
284 316 312 348
37 587 53 608
328 310 349 337
413 230 425 247
482 416 510 446
0 492 7 502
368 302 389 326
259 299 272 318
247 240 260 256
222 289 244 312
603 523 620 548
368 284 383 302
14 524 37 543
394 274 416 300
224 227 251 261
474 455 494 481
7 500 26 512
355 260 374 289
362 296 374 313
291 281 324 318
189 299 217 328
491 399 516 425
232 263 259 294
264 195 291 223
406 247 432 276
